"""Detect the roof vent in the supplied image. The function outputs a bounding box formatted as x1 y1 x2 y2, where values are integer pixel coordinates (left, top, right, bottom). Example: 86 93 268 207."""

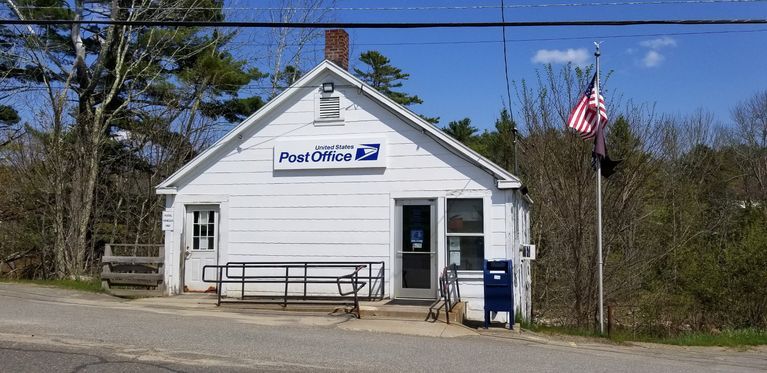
318 96 341 120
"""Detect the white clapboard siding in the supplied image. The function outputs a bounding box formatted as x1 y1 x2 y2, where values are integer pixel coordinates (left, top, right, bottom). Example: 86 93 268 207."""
229 218 389 232
246 121 402 139
228 244 388 258
189 168 487 186
490 232 506 245
219 143 479 163
229 206 390 220
229 231 389 245
485 246 507 259
230 194 389 208
491 203 506 217
211 157 470 173
180 181 492 196
491 217 506 233
228 252 391 261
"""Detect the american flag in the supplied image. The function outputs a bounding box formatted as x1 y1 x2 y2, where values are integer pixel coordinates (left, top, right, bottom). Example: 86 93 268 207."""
567 73 607 139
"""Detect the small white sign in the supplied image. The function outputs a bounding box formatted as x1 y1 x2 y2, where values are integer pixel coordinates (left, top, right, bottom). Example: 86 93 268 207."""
449 237 460 251
273 137 387 170
449 251 461 266
521 244 536 260
161 211 173 231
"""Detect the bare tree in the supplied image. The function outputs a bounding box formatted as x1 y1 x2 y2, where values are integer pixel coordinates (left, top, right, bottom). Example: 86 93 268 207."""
264 0 335 98
3 0 233 278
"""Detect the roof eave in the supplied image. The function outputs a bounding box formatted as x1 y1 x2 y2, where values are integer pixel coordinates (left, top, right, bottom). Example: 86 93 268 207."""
155 187 177 195
497 180 523 189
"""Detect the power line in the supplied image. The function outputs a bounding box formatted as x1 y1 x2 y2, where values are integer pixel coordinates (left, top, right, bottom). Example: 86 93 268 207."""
2 27 764 69
6 0 767 12
219 28 767 47
499 0 519 175
0 19 765 28
500 0 513 113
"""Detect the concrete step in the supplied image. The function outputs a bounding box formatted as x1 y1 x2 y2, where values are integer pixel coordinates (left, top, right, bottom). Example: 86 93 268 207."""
360 300 465 324
107 289 164 298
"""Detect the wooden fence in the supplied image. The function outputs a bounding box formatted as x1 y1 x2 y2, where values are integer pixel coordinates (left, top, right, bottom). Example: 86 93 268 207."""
101 244 164 296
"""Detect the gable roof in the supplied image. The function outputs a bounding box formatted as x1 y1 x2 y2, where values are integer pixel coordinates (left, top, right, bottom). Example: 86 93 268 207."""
156 60 522 193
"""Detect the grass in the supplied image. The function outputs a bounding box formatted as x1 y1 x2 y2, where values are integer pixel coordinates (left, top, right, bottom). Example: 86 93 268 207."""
641 329 767 347
522 322 767 347
0 278 104 293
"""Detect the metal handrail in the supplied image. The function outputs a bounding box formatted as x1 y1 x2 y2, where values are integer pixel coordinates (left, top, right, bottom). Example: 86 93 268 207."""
336 265 366 297
428 264 461 324
202 261 385 318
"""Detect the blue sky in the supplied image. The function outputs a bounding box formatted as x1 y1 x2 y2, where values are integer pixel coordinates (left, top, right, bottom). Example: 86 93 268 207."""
279 0 767 132
7 1 764 134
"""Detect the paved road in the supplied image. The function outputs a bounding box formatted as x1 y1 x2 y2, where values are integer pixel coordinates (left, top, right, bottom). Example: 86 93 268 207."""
0 284 765 372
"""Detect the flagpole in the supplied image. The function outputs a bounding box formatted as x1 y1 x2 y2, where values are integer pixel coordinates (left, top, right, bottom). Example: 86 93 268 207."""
594 42 605 335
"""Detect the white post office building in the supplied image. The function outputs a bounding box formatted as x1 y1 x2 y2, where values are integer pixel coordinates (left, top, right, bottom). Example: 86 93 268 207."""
156 30 533 322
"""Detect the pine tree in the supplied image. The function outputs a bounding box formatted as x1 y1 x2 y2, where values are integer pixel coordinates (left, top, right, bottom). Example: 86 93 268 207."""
443 118 478 144
354 50 438 123
0 0 264 277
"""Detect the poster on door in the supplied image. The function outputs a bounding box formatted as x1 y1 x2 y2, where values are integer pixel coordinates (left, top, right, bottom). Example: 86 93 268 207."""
410 229 424 249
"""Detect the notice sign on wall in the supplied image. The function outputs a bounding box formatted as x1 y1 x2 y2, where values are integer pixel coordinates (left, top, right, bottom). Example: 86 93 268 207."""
161 210 174 231
273 137 387 170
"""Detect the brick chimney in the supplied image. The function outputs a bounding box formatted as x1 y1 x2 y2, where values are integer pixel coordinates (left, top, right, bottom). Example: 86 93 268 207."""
324 29 349 70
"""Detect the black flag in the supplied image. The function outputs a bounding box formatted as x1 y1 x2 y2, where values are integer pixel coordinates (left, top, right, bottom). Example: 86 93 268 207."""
592 118 621 178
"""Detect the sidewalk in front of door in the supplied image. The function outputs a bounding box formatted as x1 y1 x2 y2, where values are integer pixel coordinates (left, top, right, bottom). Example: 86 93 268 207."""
128 294 478 338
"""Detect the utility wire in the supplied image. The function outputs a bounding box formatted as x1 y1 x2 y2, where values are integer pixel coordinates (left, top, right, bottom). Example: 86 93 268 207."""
218 28 767 47
6 0 767 11
500 0 513 116
0 19 765 28
499 0 519 176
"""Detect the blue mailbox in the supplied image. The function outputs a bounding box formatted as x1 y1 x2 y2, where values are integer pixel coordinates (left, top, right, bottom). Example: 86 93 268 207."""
483 259 514 329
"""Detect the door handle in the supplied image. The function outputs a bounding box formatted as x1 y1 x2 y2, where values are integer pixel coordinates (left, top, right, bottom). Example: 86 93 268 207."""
185 247 191 258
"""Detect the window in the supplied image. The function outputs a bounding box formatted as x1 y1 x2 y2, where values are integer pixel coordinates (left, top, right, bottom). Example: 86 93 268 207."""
446 199 484 270
192 210 216 250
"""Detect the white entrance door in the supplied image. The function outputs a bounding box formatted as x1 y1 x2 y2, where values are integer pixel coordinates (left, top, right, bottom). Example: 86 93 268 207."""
394 199 438 299
183 206 220 292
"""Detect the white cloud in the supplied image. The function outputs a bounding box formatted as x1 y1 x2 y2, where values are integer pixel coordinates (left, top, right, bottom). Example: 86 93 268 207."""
636 36 676 68
531 48 589 65
642 50 665 68
640 36 677 50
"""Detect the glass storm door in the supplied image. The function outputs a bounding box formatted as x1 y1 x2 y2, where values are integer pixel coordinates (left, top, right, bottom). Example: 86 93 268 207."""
183 206 219 292
395 200 437 299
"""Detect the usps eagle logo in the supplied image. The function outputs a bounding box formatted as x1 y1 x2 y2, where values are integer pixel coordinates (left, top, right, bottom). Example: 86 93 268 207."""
355 144 380 161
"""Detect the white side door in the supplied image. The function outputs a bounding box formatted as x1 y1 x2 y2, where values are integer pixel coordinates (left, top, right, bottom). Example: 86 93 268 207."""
183 205 220 292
